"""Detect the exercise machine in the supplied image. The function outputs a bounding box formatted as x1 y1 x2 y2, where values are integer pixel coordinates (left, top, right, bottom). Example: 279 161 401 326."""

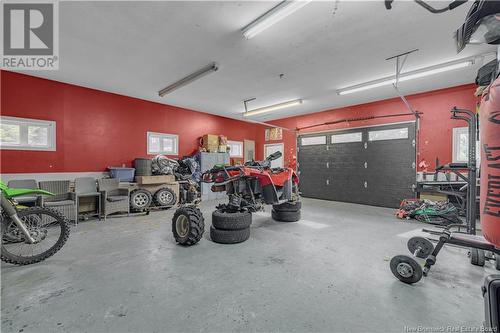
387 0 500 330
435 107 478 235
389 106 488 284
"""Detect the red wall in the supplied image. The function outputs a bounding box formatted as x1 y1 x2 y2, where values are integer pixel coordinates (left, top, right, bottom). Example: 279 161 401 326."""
0 71 265 173
1 71 477 174
264 84 478 172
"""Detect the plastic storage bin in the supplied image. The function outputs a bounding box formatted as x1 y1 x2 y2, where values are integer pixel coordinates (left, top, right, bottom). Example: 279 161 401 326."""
108 167 135 182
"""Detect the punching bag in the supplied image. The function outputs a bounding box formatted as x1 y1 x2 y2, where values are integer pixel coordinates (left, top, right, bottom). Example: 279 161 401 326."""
455 0 500 246
480 77 500 247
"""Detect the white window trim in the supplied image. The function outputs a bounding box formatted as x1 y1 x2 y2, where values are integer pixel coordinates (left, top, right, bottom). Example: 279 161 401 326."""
147 131 179 155
452 127 480 164
452 127 467 163
227 140 243 158
0 116 56 151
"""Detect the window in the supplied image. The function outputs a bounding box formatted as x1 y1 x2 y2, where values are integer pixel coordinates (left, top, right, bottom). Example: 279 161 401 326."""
301 136 326 146
147 132 178 155
453 127 480 164
331 132 362 144
227 140 243 158
368 127 408 141
0 116 56 151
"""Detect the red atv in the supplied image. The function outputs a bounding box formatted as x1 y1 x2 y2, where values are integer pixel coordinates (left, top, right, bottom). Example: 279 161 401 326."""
171 151 301 245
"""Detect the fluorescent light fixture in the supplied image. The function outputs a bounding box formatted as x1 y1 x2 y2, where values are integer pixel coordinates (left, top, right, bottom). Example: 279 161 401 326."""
243 99 303 117
337 59 475 95
159 63 218 97
242 1 313 39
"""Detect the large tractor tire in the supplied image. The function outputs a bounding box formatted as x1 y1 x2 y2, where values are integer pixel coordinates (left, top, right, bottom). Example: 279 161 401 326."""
210 226 250 244
271 209 301 222
172 206 204 246
211 209 252 230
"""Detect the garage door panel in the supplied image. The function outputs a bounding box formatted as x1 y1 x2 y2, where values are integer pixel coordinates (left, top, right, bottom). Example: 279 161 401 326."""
363 123 416 207
297 135 330 199
298 122 416 208
299 179 330 200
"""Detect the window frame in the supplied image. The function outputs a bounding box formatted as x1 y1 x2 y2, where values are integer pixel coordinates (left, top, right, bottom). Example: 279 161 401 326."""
452 127 480 164
331 132 363 144
301 136 326 146
227 140 243 158
368 127 409 142
147 131 179 155
0 116 56 151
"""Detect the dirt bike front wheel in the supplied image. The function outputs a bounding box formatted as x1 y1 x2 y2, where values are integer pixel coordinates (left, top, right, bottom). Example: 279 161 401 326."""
1 207 70 265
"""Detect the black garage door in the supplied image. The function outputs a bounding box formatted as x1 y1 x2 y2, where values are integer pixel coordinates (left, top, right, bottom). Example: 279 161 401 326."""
297 122 416 208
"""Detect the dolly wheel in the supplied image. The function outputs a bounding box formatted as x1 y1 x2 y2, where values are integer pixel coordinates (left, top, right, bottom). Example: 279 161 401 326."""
495 254 500 271
390 255 423 284
469 248 485 266
172 206 204 246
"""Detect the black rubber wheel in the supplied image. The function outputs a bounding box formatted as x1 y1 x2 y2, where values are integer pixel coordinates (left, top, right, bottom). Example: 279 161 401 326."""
271 209 301 222
172 206 204 246
470 248 486 266
210 226 250 244
273 201 301 212
211 209 252 230
1 207 70 265
154 187 177 207
495 254 500 271
407 236 434 259
390 255 423 284
130 189 152 211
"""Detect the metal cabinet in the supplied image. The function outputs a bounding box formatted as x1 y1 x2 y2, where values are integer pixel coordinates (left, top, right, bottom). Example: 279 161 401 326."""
199 152 230 200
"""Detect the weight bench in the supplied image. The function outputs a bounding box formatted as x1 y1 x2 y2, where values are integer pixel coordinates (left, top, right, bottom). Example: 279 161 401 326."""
390 224 500 284
422 226 500 274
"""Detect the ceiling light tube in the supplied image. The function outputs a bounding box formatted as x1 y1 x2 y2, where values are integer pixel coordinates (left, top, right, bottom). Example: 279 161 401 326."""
159 63 218 97
242 0 313 39
243 99 303 117
337 59 475 95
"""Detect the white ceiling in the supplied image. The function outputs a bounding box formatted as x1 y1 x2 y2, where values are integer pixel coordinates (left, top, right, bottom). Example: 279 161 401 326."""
20 1 495 121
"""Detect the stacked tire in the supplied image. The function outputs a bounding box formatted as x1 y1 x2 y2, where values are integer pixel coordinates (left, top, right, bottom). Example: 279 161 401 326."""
272 201 301 222
210 209 251 244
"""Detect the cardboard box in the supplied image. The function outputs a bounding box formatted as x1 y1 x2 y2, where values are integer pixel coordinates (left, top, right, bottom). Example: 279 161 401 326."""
420 193 448 202
135 175 175 184
203 134 219 152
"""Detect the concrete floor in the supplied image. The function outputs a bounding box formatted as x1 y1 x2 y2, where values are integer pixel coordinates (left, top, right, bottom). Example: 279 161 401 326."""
1 198 494 333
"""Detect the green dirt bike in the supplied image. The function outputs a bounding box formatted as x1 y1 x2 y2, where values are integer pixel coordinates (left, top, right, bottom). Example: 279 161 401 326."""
0 181 70 265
